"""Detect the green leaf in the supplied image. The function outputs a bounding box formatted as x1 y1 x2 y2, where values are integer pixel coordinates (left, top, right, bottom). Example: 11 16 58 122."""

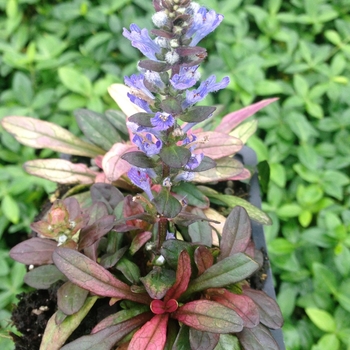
172 182 209 209
115 257 141 284
188 208 212 246
57 281 89 315
1 194 20 224
268 238 295 255
58 67 93 97
24 265 65 289
159 145 191 168
199 187 272 225
40 296 98 350
74 109 122 150
12 72 33 106
214 334 241 350
305 308 336 332
152 188 182 218
312 263 338 295
179 106 216 123
184 253 259 296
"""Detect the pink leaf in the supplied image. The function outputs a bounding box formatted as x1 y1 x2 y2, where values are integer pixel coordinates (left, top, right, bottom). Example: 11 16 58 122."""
102 143 137 182
215 98 279 134
52 248 151 305
173 300 243 333
128 314 169 350
9 237 57 265
1 116 104 157
227 168 251 181
218 206 251 260
243 288 284 329
193 131 242 159
207 288 260 328
164 250 192 302
24 159 97 184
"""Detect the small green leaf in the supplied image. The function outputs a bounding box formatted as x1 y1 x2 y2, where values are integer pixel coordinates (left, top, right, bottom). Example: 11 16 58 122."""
58 67 93 97
159 145 191 168
24 265 65 289
152 188 182 218
305 308 336 332
121 151 156 168
57 282 89 315
179 106 216 123
1 195 20 224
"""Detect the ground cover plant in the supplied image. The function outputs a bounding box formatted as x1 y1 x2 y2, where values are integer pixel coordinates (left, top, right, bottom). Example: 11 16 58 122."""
0 0 350 349
1 0 283 349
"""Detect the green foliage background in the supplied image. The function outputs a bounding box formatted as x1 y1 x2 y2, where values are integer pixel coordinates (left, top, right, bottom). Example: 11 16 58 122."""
1 0 350 349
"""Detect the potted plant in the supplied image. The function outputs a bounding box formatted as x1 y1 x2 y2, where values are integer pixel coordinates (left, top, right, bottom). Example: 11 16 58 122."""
2 0 284 349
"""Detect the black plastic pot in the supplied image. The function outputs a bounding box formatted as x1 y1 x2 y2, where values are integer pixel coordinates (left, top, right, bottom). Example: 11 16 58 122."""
239 146 286 350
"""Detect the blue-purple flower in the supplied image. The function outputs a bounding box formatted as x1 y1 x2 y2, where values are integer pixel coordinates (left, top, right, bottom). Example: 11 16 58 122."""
125 74 154 100
128 167 154 200
185 153 204 170
127 93 152 113
144 71 166 90
183 75 230 109
133 133 162 156
185 7 224 47
170 66 200 90
151 112 175 131
123 24 162 60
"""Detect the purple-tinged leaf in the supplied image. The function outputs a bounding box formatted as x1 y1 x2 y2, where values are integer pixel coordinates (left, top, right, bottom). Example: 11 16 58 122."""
140 268 176 300
138 60 171 72
128 314 169 350
130 231 152 255
194 246 214 276
228 167 251 181
24 265 65 289
188 208 212 246
236 323 280 350
218 206 251 261
9 237 57 265
159 145 191 169
74 108 122 151
160 97 183 115
61 312 153 350
202 207 225 246
184 253 259 296
179 106 216 123
194 132 242 159
207 289 259 328
24 159 97 184
215 98 279 134
102 143 137 182
151 29 175 38
115 257 141 284
122 151 157 168
189 328 220 350
152 188 182 218
173 300 243 333
90 183 124 212
194 157 244 183
52 248 151 304
57 281 89 315
191 156 216 172
172 182 209 209
198 187 272 225
173 211 219 227
243 288 284 329
165 250 191 302
40 296 98 350
78 215 115 249
100 246 128 268
1 116 104 157
92 306 150 334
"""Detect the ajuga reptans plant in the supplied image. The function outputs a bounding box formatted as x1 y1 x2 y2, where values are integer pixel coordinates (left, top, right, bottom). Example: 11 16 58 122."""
2 0 283 349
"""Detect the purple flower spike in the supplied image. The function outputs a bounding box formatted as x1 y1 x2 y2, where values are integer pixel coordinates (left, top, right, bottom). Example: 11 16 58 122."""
183 75 230 109
128 167 154 200
145 71 166 90
123 24 162 60
133 133 162 156
186 8 224 47
185 153 204 170
170 66 201 90
151 112 175 131
125 74 154 100
127 93 152 113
